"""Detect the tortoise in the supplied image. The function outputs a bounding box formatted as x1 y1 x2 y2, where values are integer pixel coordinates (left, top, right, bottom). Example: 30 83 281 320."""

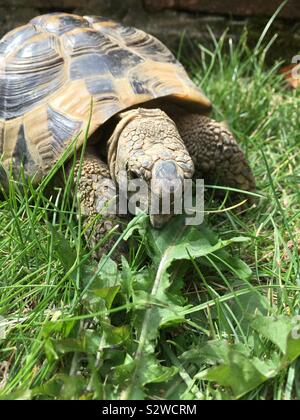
0 13 255 250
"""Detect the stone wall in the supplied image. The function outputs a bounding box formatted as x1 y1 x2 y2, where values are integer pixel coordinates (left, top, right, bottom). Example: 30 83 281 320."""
145 0 300 19
0 0 299 62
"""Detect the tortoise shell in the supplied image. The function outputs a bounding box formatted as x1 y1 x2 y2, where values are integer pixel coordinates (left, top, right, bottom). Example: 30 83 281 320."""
0 13 211 183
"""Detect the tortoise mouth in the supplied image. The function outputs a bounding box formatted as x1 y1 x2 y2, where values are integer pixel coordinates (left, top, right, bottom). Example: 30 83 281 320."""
148 160 185 228
151 160 184 195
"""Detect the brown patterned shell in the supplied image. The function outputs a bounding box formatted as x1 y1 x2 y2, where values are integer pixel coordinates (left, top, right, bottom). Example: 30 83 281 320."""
0 13 211 183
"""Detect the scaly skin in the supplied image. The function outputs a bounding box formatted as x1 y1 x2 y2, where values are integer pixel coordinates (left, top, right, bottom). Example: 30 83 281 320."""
175 114 256 196
71 148 124 259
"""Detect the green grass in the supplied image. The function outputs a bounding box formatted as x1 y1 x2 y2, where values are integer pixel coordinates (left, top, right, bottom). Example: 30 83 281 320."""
0 25 299 400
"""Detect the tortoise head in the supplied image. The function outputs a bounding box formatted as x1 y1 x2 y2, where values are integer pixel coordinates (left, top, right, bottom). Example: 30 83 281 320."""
107 108 194 228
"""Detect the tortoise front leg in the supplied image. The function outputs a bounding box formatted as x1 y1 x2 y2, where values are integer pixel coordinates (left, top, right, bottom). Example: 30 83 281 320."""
176 114 256 198
69 148 124 259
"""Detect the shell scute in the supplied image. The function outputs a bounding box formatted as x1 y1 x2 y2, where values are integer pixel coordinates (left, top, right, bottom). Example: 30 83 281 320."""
0 33 65 119
30 14 89 35
0 24 38 56
0 13 211 182
64 27 144 79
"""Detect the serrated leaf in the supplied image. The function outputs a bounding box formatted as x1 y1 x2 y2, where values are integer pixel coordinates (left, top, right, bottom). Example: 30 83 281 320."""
196 350 278 399
52 332 100 355
211 249 252 281
229 287 269 333
92 286 120 309
114 354 178 390
121 256 134 298
94 256 120 289
287 333 300 363
251 315 294 355
41 317 76 338
33 374 86 399
181 340 251 365
146 216 251 285
132 290 188 327
102 324 130 346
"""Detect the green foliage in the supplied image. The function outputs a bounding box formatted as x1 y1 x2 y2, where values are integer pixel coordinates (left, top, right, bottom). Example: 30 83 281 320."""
0 18 299 400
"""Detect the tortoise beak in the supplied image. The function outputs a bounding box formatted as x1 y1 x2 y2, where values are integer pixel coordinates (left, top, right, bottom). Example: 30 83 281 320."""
149 160 184 229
